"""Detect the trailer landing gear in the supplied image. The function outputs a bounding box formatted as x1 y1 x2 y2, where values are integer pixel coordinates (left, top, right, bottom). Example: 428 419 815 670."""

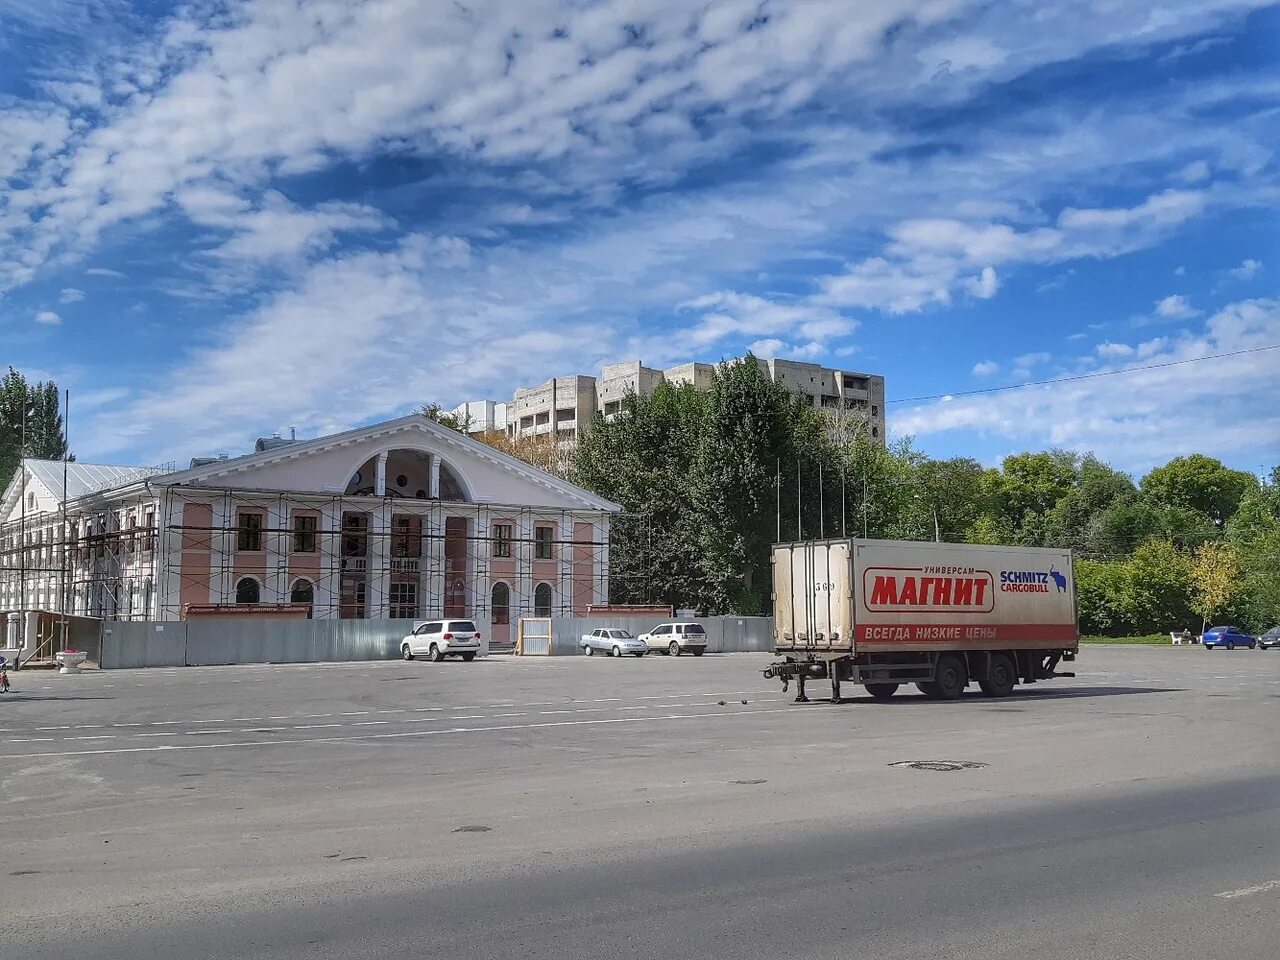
794 674 809 703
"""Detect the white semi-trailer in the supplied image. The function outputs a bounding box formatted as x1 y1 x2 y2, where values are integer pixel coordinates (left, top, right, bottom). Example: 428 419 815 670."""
763 538 1079 702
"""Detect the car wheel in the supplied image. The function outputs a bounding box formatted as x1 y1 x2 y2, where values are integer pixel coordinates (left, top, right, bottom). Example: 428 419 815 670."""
612 645 622 658
1227 641 1235 651
401 643 414 661
934 654 968 700
669 641 681 657
864 683 898 700
583 645 593 656
429 643 443 662
979 653 1016 698
461 652 476 662
632 652 645 657
691 648 705 657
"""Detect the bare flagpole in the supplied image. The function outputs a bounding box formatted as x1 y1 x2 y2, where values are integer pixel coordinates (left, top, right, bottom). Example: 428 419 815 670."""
795 460 802 542
818 462 825 539
60 388 69 650
775 458 781 543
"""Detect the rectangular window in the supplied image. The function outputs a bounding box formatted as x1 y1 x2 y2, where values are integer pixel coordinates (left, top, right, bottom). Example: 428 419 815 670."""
142 509 155 552
237 512 263 552
341 513 368 557
389 582 418 619
293 514 317 553
492 523 513 558
534 525 554 560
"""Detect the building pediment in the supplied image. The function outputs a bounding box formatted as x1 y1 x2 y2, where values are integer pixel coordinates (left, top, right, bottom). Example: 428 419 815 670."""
158 415 617 512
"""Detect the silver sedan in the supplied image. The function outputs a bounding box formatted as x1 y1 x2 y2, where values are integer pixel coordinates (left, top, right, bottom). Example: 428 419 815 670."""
581 628 648 657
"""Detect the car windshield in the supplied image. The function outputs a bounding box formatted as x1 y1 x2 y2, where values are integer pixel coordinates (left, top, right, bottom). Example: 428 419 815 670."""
1207 626 1233 633
449 621 478 632
1266 628 1280 636
611 630 634 639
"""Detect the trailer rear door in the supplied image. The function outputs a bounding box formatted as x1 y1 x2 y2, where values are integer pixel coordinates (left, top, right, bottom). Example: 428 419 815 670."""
772 541 853 652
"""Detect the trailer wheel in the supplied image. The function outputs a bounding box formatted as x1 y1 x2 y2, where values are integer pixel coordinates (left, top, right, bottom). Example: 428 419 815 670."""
864 683 898 700
934 654 968 700
979 654 1016 698
916 682 942 699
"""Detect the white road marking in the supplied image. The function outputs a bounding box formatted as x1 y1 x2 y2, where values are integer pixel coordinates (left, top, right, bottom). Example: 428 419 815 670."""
1215 880 1280 900
0 708 794 759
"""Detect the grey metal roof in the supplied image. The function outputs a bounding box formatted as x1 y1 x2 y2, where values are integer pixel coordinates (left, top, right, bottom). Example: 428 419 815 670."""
24 460 171 501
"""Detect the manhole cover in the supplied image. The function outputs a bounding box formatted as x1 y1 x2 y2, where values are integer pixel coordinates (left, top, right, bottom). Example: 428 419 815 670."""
889 760 988 772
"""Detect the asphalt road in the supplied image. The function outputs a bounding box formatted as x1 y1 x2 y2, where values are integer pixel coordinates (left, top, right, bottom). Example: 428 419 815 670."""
1 646 1277 959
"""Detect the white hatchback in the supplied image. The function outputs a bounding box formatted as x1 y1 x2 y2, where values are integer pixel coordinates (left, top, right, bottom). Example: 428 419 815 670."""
401 619 481 662
639 622 708 656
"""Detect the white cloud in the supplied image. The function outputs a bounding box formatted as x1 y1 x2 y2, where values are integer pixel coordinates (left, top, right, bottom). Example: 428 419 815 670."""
35 310 62 325
1173 265 1186 276
85 267 125 278
965 266 1000 299
747 338 824 360
1229 258 1262 280
1096 341 1135 358
59 287 85 304
972 360 999 377
818 187 1210 314
1014 352 1052 369
679 291 854 350
892 298 1280 470
1155 294 1199 319
1173 159 1210 183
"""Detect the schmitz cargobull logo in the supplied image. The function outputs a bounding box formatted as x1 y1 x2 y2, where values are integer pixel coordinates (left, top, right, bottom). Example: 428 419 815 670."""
862 566 996 613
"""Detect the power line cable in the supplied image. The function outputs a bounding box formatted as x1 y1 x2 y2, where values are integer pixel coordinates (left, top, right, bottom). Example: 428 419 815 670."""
888 343 1280 405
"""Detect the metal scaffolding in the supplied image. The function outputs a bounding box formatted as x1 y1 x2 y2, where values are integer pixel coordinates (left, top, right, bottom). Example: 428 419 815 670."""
1 486 652 624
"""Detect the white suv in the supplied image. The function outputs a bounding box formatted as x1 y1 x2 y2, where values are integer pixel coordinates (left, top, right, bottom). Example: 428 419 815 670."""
401 620 481 662
640 622 708 657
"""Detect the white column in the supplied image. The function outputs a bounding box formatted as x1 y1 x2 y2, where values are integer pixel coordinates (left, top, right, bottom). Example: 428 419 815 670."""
594 517 610 606
375 452 388 497
368 503 390 619
267 500 287 604
516 511 534 618
558 515 574 616
429 454 442 499
424 505 444 618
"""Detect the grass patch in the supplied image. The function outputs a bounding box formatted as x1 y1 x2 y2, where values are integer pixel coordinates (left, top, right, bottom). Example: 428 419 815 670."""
1080 634 1184 645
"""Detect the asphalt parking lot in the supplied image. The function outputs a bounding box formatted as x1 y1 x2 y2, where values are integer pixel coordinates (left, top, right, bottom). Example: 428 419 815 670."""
2 646 1278 960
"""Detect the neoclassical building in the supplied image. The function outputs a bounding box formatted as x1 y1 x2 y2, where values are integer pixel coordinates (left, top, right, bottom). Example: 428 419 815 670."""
0 415 618 646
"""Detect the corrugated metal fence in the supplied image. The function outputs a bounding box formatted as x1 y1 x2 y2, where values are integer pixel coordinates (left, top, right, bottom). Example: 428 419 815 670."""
100 616 775 669
101 620 410 669
534 616 774 656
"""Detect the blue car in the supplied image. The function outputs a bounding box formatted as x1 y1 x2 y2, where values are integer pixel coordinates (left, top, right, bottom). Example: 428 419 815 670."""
1202 625 1256 650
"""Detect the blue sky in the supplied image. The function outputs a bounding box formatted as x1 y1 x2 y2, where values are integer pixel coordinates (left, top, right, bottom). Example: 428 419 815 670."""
1 0 1277 475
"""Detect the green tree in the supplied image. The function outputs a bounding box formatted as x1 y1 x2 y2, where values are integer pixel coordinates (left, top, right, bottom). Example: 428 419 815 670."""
690 358 802 615
1188 540 1245 632
420 403 463 432
573 383 709 609
1090 500 1218 557
1126 538 1194 634
1141 454 1257 527
1226 470 1280 630
1074 559 1133 636
1 368 71 491
1044 455 1137 553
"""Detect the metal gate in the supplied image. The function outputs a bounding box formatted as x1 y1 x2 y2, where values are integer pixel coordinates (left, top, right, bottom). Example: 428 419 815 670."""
517 617 552 656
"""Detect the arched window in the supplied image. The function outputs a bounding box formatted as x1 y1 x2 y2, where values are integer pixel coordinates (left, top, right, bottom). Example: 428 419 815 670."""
491 581 510 625
290 579 314 606
235 577 260 604
534 582 552 618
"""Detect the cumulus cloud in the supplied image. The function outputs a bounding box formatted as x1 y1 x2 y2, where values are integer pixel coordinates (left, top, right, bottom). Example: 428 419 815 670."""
1155 294 1199 319
972 360 999 377
1229 258 1262 280
966 266 1000 299
35 310 61 325
892 298 1280 470
679 291 855 351
58 287 85 304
